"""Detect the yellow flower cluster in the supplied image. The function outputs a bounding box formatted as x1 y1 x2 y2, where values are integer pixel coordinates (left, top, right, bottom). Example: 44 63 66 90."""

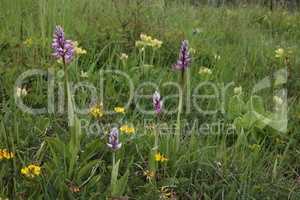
135 33 163 49
120 124 135 134
0 149 14 160
21 164 41 178
114 106 125 113
23 38 33 47
155 152 168 162
89 104 104 118
73 41 87 55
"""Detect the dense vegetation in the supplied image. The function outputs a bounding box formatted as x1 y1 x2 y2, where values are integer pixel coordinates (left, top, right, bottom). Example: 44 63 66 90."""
0 0 300 199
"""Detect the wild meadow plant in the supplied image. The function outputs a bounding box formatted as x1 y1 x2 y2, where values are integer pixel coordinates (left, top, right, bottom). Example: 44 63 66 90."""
136 33 163 75
107 128 129 198
52 26 87 124
52 26 74 91
172 40 191 152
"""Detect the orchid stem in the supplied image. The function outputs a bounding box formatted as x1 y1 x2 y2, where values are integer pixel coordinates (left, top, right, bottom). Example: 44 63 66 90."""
175 70 185 152
112 152 116 167
63 59 68 116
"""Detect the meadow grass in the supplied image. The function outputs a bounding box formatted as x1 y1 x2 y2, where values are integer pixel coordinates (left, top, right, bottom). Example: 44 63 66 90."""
0 0 300 199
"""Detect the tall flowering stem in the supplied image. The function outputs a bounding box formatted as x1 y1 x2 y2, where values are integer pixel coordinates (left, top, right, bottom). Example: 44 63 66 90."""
107 128 123 196
107 127 121 185
52 25 74 114
151 91 164 180
173 40 191 151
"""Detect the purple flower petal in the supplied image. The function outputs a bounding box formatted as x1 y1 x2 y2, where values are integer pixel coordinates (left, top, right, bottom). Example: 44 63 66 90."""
173 40 191 71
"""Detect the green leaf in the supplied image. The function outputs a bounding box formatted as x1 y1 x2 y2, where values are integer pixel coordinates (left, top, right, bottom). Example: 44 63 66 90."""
236 111 257 129
111 159 120 196
68 116 82 178
113 170 129 196
77 160 101 180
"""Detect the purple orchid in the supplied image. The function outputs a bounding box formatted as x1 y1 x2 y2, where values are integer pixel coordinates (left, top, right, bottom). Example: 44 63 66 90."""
153 91 163 114
173 40 191 71
52 26 74 64
107 128 122 151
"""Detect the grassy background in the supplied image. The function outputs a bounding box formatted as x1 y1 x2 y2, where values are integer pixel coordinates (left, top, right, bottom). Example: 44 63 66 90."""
0 0 300 199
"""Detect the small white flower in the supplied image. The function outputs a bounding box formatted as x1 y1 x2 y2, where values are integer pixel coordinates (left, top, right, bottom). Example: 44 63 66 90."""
234 86 242 95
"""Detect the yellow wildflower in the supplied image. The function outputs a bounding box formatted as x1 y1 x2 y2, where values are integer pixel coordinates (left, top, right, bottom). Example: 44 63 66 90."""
160 155 168 162
23 38 33 47
155 152 168 162
21 164 41 178
114 107 125 113
136 33 162 49
135 41 144 48
140 33 153 43
155 153 162 161
0 149 14 160
89 104 104 118
73 41 87 55
120 125 135 134
151 38 163 48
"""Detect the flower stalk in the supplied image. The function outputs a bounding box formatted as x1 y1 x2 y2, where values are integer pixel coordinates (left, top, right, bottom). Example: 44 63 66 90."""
52 25 74 115
173 40 191 151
